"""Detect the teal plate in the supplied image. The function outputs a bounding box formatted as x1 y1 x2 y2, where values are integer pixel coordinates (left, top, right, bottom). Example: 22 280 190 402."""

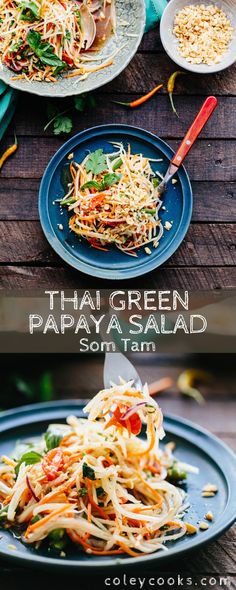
0 401 236 571
39 125 193 280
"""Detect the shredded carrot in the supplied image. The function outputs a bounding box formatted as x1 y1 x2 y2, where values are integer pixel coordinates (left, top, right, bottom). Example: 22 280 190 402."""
24 505 72 538
86 479 109 521
67 529 123 555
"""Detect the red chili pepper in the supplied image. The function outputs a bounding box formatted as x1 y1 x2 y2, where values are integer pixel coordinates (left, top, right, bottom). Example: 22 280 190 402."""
113 84 163 109
42 448 64 481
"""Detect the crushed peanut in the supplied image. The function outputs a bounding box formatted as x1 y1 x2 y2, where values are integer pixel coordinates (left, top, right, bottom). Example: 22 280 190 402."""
145 247 152 255
199 521 209 530
202 491 215 497
205 511 214 521
67 153 74 160
185 522 198 534
173 4 233 65
172 178 178 185
202 483 218 493
164 221 172 230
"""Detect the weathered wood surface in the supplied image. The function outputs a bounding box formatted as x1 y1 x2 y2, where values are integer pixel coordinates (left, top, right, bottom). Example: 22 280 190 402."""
1 266 236 289
1 222 236 266
0 24 235 288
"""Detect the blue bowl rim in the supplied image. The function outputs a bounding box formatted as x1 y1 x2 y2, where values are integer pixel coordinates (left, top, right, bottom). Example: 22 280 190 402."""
38 124 193 280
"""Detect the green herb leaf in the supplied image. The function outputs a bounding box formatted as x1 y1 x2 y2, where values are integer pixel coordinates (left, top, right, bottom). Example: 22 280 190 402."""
82 463 95 480
85 149 107 176
101 173 122 189
49 528 67 550
81 173 122 192
79 486 88 497
27 30 66 68
0 503 9 522
54 116 73 135
31 514 42 524
9 39 23 53
96 486 105 497
167 463 187 483
152 177 159 187
44 425 64 451
19 0 39 21
15 451 42 475
81 180 102 191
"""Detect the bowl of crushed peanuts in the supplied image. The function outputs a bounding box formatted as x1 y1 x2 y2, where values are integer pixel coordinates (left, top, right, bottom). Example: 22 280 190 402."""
160 0 236 73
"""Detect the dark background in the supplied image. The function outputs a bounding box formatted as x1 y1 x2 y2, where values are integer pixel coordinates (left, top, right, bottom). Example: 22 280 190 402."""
0 352 235 588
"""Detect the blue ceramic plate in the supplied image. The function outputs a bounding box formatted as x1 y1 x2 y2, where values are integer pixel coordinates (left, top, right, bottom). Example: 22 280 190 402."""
0 401 236 571
39 125 193 280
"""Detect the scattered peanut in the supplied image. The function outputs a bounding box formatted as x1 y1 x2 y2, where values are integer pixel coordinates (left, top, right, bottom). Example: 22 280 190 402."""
205 511 214 521
185 522 198 534
199 521 209 531
202 491 215 497
202 483 218 493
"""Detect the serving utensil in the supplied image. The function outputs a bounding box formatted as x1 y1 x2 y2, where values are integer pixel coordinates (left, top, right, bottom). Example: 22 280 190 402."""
157 96 218 197
103 351 142 390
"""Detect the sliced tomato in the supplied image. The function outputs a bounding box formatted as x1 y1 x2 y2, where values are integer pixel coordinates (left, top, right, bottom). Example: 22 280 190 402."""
62 51 74 66
88 194 105 210
113 406 142 436
42 448 64 481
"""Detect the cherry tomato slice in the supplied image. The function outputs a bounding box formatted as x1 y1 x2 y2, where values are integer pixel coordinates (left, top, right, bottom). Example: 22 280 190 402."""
113 407 142 436
42 448 64 481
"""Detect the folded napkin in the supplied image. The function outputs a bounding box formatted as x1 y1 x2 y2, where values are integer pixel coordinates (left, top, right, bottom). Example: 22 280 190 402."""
145 0 168 31
0 82 18 142
0 0 167 141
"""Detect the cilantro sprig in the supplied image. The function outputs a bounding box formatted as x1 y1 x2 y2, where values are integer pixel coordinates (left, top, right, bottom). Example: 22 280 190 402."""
44 93 96 136
85 149 107 175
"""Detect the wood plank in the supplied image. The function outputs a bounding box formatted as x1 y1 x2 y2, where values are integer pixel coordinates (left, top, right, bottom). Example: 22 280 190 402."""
1 180 235 223
0 222 235 266
8 95 236 139
105 54 236 96
1 265 235 289
1 138 235 181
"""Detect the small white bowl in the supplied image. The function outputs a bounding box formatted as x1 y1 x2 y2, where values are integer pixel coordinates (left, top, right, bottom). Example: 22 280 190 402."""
160 0 236 74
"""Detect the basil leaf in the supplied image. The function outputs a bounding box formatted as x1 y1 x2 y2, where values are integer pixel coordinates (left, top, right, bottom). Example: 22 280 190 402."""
20 0 39 21
15 451 42 475
81 174 122 192
82 463 95 480
27 30 66 69
81 180 102 191
101 173 122 189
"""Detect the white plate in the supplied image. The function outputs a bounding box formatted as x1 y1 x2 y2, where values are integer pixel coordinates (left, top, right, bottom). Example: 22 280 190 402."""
160 0 236 74
0 0 145 97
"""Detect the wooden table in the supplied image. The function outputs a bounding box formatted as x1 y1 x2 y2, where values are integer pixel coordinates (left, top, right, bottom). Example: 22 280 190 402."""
0 28 236 289
0 353 235 587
